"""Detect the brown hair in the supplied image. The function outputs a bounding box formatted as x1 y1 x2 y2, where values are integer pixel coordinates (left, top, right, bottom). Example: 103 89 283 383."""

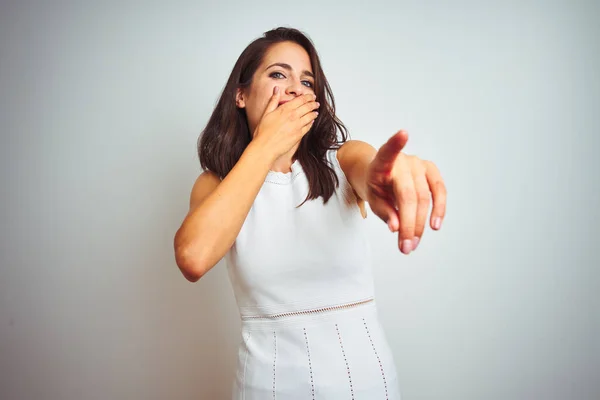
197 27 349 206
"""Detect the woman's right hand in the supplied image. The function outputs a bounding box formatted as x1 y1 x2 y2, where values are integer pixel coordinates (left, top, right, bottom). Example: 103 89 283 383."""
252 87 320 160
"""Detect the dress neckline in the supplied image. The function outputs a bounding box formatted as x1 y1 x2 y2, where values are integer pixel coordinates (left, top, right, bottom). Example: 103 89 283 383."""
265 158 303 185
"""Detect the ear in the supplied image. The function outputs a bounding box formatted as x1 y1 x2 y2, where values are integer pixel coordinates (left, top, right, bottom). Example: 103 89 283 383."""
235 88 246 109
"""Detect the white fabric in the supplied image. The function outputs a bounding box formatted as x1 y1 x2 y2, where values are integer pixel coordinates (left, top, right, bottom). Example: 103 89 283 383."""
225 148 402 399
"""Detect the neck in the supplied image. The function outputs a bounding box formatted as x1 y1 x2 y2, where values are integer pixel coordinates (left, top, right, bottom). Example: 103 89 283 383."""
269 146 299 173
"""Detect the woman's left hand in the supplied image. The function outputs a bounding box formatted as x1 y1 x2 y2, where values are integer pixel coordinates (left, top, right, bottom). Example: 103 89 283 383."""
366 130 447 255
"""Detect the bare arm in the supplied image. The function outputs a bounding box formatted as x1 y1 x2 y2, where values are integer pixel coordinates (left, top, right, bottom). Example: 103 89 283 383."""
173 142 273 282
337 140 377 201
173 91 318 282
337 140 377 218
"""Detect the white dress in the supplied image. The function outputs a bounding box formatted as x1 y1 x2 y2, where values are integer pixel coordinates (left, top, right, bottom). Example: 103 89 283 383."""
225 148 402 399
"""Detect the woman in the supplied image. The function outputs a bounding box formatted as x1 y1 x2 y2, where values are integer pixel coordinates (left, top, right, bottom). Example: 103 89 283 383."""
174 27 446 399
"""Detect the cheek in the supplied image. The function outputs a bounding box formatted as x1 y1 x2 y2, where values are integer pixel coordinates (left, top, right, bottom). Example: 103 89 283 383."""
245 91 270 123
256 85 278 109
262 82 280 99
246 80 279 116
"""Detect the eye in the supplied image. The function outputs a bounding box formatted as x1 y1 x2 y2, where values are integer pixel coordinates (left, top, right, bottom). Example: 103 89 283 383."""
270 71 285 79
270 71 314 89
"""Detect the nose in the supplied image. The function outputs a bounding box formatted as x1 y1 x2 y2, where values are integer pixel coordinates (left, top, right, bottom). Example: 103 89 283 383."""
285 78 305 97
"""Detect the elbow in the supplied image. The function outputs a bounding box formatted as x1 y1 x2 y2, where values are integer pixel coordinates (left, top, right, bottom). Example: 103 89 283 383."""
174 241 208 283
182 268 204 283
175 249 206 283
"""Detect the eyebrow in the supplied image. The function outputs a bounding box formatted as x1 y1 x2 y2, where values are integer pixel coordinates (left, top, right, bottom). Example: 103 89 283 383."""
265 62 314 79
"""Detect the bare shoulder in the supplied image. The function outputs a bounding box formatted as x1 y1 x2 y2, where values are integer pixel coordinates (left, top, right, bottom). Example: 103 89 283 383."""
333 141 370 220
188 170 221 211
336 140 374 171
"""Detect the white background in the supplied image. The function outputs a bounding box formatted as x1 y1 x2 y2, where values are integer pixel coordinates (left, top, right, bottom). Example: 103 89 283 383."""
1 0 598 399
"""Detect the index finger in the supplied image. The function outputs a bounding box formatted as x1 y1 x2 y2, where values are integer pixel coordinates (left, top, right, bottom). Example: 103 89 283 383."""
425 161 447 230
281 93 317 110
374 131 409 172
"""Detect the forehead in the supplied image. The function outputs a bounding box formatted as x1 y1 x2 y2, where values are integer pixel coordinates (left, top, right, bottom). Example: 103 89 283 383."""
261 41 313 72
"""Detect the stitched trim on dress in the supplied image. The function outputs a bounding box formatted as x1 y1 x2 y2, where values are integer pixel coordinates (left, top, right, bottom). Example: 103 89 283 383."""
303 327 316 399
363 318 389 399
264 170 303 185
335 323 354 399
272 331 277 399
241 298 374 320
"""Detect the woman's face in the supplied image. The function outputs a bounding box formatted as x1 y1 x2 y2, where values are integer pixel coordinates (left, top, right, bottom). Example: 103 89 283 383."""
236 41 316 136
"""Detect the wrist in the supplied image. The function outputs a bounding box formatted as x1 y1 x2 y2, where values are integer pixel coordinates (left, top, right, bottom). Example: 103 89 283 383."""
245 140 276 169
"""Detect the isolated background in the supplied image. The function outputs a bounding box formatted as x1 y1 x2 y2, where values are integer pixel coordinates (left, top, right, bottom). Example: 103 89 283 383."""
1 0 599 399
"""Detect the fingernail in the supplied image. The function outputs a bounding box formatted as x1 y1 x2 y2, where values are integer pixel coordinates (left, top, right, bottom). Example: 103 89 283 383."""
401 239 413 254
433 217 442 230
274 86 279 94
412 237 420 250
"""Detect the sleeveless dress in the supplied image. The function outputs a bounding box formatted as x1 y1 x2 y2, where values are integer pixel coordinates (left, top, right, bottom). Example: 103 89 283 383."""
225 148 402 399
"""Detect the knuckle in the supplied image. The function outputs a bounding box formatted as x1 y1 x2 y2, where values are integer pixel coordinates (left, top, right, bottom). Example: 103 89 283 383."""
417 191 430 204
435 201 447 213
435 180 447 194
398 187 417 203
400 227 416 238
427 160 441 174
412 159 425 172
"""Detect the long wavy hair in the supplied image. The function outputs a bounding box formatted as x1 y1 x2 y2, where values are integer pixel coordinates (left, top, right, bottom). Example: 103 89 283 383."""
198 27 349 206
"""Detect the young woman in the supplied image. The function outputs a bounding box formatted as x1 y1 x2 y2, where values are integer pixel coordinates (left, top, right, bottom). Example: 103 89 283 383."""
174 27 446 399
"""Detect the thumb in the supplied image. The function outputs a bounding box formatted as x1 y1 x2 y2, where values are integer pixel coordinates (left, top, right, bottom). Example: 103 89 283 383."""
263 86 281 116
369 195 400 232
